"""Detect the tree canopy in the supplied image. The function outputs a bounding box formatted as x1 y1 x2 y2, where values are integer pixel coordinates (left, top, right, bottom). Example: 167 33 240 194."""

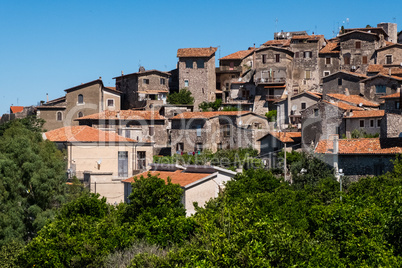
167 88 194 105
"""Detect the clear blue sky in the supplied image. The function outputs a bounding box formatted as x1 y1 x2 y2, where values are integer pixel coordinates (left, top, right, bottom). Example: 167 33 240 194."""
1 0 401 114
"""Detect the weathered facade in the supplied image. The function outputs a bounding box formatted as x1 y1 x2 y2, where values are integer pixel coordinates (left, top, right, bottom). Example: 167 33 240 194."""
318 41 341 81
380 112 402 138
362 74 401 102
322 71 367 95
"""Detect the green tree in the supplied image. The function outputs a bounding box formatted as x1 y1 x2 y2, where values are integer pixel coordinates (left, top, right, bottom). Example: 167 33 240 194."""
167 88 194 105
265 110 277 122
199 99 222 111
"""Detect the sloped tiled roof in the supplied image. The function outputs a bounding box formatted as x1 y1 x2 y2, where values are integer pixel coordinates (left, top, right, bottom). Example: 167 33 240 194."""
263 39 289 46
76 110 165 121
367 64 386 73
344 110 385 118
177 47 218 58
291 35 324 41
361 74 402 82
113 69 171 79
10 106 24 113
327 94 380 107
319 42 340 54
380 92 400 99
306 91 322 99
219 48 255 60
44 126 136 142
323 100 364 111
270 132 301 143
171 111 250 120
122 170 213 187
315 138 402 155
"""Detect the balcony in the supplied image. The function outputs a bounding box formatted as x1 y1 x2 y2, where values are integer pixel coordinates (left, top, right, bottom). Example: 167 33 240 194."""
224 97 253 105
265 95 283 102
216 66 243 73
256 77 286 84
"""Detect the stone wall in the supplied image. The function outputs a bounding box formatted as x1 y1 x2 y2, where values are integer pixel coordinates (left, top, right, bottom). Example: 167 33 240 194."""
322 73 363 95
381 113 402 138
377 46 402 65
363 76 400 102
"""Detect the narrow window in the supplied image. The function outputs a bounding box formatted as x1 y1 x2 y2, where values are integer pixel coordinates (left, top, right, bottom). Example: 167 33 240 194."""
196 125 202 137
305 70 311 79
325 57 331 65
186 59 193 69
360 120 365 128
225 83 229 90
78 112 83 118
301 102 306 110
137 151 146 170
344 55 350 65
118 151 128 177
57 111 62 121
386 55 393 65
149 126 154 136
197 59 204 69
295 52 299 58
160 78 166 85
78 94 84 104
184 79 189 87
362 56 368 64
355 41 361 49
262 54 267 64
377 119 381 127
107 99 114 107
314 109 319 117
176 143 184 152
275 54 280 63
338 78 342 86
396 101 400 110
370 119 374 128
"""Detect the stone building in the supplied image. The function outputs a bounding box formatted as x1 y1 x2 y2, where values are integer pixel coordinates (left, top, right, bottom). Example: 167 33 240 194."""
114 68 170 110
37 79 121 131
343 110 384 137
377 23 398 43
376 43 402 66
44 125 154 204
76 110 169 155
177 47 217 109
380 92 402 113
361 74 402 102
319 40 341 80
170 111 269 154
322 71 367 95
0 105 36 125
381 112 402 138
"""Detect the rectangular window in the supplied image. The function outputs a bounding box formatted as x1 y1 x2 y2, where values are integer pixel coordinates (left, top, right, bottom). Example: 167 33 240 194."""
195 143 203 152
305 70 311 79
160 78 166 85
355 41 361 49
107 99 114 107
324 71 330 76
325 57 331 65
137 151 146 170
275 54 280 62
229 62 234 69
295 52 299 58
118 151 128 177
125 129 130 138
197 59 204 69
370 119 374 128
396 101 400 110
225 83 229 90
338 78 342 86
362 56 368 64
344 55 350 65
184 80 189 87
143 79 149 84
360 120 365 128
218 143 222 150
304 51 312 58
377 119 381 128
386 55 393 65
376 85 386 94
196 125 201 137
314 109 319 117
149 126 154 136
262 54 267 64
176 143 184 152
301 102 306 110
223 125 230 137
186 60 193 68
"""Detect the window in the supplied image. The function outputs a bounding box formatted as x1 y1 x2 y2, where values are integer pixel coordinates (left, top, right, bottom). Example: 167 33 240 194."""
195 143 203 152
377 119 381 128
143 79 149 84
275 54 280 63
304 51 312 58
338 78 342 86
301 102 306 110
197 59 204 69
370 119 374 128
396 101 400 110
186 60 193 68
360 120 365 128
262 54 267 64
57 111 62 121
160 78 166 85
137 151 146 170
149 126 154 136
376 85 386 94
324 71 330 76
225 83 229 90
176 143 184 152
362 56 368 64
196 125 201 137
344 55 350 65
314 109 319 117
218 143 222 150
78 112 83 118
78 94 84 104
107 99 114 107
325 57 331 65
355 41 361 49
125 129 131 138
223 125 230 137
118 151 128 177
295 52 299 58
184 79 189 87
386 55 393 65
305 70 311 79
229 62 234 69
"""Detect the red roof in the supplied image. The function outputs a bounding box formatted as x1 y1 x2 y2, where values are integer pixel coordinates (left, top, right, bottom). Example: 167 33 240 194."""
344 110 385 118
10 106 24 113
319 42 340 54
171 111 250 120
76 110 165 121
270 132 301 143
219 48 255 60
291 34 324 41
380 92 400 99
263 39 290 46
44 126 136 142
327 94 379 107
122 170 213 187
323 100 363 111
315 138 402 155
177 47 218 58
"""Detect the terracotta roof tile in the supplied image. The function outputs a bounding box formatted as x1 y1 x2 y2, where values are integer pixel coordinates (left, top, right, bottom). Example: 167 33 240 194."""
45 126 136 142
177 47 218 58
344 110 385 118
319 42 340 54
76 110 165 121
263 39 288 46
327 94 379 107
219 48 255 60
323 100 364 111
122 170 213 187
291 34 324 41
306 91 322 99
10 106 24 113
270 132 301 143
315 138 402 155
362 74 402 82
171 111 250 120
367 64 386 73
380 92 400 99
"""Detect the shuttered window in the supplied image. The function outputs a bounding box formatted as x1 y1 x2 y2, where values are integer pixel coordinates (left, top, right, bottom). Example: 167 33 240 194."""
118 151 128 177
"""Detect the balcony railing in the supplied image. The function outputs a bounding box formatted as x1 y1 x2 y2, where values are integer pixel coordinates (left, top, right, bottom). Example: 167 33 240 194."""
266 95 283 101
256 77 286 84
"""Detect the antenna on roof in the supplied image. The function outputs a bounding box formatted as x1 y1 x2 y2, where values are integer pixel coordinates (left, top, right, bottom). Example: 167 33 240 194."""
275 18 278 33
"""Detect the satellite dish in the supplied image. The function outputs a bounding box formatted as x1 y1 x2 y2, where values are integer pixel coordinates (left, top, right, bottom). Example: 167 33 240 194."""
359 103 363 107
292 105 297 111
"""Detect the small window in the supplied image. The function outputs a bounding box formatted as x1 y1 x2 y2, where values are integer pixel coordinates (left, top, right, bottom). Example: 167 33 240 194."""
376 85 386 94
196 125 202 137
186 60 193 69
195 143 203 152
344 55 350 65
305 70 311 79
149 126 154 136
304 51 312 58
314 109 319 117
355 41 361 49
176 143 184 152
262 54 267 64
360 120 365 128
160 78 166 85
386 55 393 65
370 119 374 128
229 62 234 69
78 112 83 118
325 57 331 65
118 151 128 177
107 99 114 107
78 94 84 104
338 78 342 86
301 102 306 110
197 59 204 69
223 125 230 136
275 54 280 63
218 143 222 150
57 111 62 121
396 101 400 110
137 151 146 170
377 119 381 128
184 79 189 87
143 79 149 84
225 83 229 90
362 56 368 64
324 71 330 76
295 52 299 58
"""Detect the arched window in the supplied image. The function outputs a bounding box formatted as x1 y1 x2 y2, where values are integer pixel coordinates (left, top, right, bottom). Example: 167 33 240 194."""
57 112 62 121
78 94 84 104
78 112 83 118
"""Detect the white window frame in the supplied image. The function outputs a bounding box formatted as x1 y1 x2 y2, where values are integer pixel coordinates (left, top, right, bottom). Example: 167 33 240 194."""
56 111 63 121
386 54 393 65
184 79 189 87
323 71 330 77
77 94 84 105
107 99 115 107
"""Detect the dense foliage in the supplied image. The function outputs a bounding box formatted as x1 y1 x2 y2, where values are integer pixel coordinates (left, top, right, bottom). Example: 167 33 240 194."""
222 106 240 111
198 99 222 111
265 110 277 122
167 88 194 105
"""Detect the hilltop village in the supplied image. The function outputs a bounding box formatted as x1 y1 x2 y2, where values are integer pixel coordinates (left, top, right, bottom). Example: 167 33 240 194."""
2 21 402 207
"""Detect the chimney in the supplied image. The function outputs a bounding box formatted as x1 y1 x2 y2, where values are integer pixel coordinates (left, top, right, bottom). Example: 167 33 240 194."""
99 76 102 80
121 71 124 76
389 68 392 76
46 93 49 103
209 46 212 52
379 34 385 48
344 88 350 96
